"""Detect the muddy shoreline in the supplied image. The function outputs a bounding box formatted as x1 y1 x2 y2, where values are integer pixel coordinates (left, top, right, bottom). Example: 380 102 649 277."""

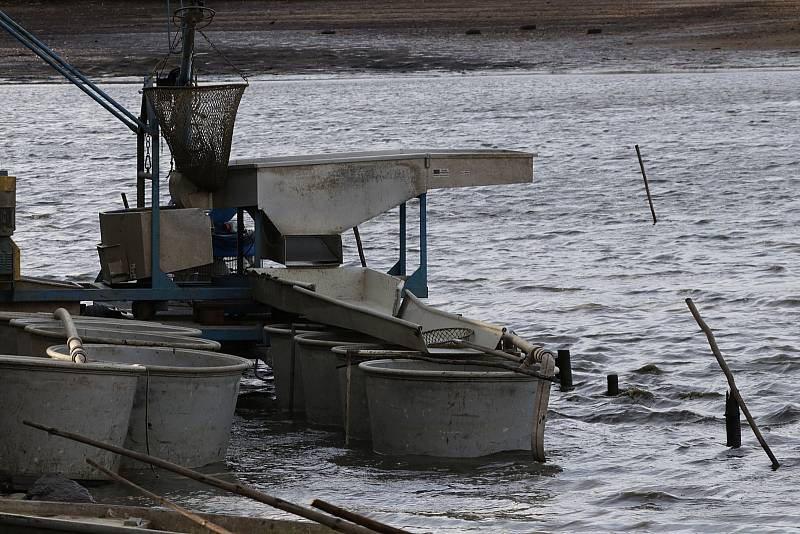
1 1 800 81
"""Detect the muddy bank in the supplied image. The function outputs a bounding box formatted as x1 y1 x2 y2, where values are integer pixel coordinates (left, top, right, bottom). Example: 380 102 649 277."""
1 1 799 80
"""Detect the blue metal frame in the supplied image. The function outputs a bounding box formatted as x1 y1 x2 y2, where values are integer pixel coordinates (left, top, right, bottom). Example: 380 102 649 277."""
389 193 428 297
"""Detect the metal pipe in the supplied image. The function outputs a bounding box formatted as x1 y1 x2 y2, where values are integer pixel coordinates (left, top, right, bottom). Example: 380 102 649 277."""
0 10 143 128
0 18 139 132
53 308 86 363
501 331 553 365
178 19 196 86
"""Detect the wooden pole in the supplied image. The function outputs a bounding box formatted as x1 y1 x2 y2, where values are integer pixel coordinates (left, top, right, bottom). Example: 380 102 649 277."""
23 420 389 534
86 459 235 534
685 298 780 470
312 499 409 534
635 144 657 225
353 226 367 267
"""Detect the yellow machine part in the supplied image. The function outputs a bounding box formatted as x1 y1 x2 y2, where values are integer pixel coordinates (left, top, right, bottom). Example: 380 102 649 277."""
0 175 15 192
11 238 19 280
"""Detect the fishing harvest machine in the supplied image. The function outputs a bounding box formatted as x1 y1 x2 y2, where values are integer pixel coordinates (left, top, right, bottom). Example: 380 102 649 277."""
0 4 535 343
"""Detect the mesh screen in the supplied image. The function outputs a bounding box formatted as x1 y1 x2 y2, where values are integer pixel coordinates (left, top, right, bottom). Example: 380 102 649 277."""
422 327 474 347
144 84 246 192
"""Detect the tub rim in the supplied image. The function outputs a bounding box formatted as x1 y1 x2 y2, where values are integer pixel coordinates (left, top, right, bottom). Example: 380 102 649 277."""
359 358 536 381
8 315 203 336
0 354 146 375
25 325 220 351
295 331 375 349
46 344 253 375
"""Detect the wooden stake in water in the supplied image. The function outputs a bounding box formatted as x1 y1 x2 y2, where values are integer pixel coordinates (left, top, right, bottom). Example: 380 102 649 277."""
685 298 780 470
635 144 657 225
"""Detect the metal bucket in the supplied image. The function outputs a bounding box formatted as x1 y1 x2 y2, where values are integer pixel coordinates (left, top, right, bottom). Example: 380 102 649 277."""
0 355 142 479
294 331 378 429
361 358 541 457
19 324 219 357
47 344 252 468
332 345 488 442
263 323 328 414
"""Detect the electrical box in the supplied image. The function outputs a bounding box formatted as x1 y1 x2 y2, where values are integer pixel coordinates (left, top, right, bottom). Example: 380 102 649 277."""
97 207 212 283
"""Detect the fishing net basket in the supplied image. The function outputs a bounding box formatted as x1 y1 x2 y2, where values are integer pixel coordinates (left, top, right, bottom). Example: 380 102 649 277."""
422 327 474 347
144 83 246 192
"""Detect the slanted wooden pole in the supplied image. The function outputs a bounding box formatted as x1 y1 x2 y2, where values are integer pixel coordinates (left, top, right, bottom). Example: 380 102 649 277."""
353 226 367 267
23 420 391 534
685 298 780 470
86 459 235 534
635 144 657 225
313 499 409 534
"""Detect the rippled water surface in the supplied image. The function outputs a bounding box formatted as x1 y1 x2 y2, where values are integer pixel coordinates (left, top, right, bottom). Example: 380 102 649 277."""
3 70 800 532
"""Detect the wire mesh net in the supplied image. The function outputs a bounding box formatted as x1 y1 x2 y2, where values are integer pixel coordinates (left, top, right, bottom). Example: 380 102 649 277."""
144 84 246 192
422 327 474 347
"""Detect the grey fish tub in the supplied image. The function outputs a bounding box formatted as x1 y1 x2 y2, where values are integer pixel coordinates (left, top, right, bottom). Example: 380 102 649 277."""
0 355 141 480
263 322 328 415
332 344 492 442
295 331 379 429
47 344 252 468
361 358 548 458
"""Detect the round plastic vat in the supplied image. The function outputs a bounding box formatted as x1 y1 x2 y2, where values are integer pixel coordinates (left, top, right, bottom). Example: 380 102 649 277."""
18 324 220 357
332 345 489 442
361 358 541 457
263 323 328 414
0 355 142 480
295 331 378 429
47 344 252 468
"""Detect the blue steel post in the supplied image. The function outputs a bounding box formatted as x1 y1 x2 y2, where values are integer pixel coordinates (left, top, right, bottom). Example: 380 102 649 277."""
144 79 173 290
420 193 427 278
399 202 407 276
388 201 407 277
253 208 262 265
403 194 428 297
